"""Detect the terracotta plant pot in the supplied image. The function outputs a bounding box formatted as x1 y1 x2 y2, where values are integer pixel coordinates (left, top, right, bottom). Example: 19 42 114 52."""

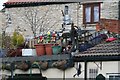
45 44 53 55
7 49 16 57
7 48 22 57
34 44 45 56
16 48 22 57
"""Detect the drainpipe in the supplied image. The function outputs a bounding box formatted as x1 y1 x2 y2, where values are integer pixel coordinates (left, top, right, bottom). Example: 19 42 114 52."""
118 1 120 20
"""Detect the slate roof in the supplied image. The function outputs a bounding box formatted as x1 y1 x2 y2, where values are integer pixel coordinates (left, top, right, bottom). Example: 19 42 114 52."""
75 40 120 57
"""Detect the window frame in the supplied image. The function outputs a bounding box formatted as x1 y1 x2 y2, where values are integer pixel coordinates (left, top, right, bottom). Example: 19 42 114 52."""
109 75 120 80
83 3 101 24
89 68 98 80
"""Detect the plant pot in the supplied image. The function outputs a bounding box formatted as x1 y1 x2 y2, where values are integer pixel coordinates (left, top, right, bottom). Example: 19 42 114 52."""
52 46 62 55
7 49 16 57
16 48 22 57
45 44 53 55
34 44 45 56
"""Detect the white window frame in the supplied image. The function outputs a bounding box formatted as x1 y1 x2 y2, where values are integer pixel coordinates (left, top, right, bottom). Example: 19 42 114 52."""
89 68 98 80
106 73 120 80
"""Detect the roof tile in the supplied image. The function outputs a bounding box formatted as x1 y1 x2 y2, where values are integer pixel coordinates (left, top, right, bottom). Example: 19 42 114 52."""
75 40 120 57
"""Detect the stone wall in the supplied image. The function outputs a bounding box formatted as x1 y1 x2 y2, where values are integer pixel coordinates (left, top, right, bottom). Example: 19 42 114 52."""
101 0 119 20
4 3 78 37
2 0 120 37
79 0 120 30
0 11 6 34
99 0 120 34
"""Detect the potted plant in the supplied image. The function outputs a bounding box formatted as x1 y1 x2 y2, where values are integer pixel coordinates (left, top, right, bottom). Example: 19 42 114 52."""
10 31 24 57
34 35 46 56
44 31 54 55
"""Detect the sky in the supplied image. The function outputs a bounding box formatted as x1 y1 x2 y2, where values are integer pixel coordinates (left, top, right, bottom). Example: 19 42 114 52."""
0 0 8 10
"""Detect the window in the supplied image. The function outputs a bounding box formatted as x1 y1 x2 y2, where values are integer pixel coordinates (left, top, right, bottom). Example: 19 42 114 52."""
85 7 91 23
83 3 101 24
109 75 120 80
89 68 98 80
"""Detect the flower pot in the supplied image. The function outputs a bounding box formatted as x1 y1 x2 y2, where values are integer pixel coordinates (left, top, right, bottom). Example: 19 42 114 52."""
16 48 22 57
7 49 16 57
45 44 53 55
52 46 62 55
34 44 45 56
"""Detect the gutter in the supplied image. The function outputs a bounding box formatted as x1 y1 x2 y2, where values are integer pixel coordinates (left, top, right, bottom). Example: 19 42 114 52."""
4 2 75 8
73 55 120 62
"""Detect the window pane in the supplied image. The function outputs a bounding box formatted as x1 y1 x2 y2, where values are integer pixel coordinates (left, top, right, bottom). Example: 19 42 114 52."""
115 76 120 80
89 69 98 79
94 6 99 22
109 76 114 80
85 7 91 22
109 75 120 80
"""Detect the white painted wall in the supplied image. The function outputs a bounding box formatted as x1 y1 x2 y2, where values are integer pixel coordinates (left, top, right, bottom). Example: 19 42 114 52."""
1 61 120 79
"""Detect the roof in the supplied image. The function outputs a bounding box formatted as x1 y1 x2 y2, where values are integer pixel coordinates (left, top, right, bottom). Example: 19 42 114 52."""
6 0 66 3
4 0 102 8
4 0 76 8
4 0 78 5
74 40 120 57
5 0 99 3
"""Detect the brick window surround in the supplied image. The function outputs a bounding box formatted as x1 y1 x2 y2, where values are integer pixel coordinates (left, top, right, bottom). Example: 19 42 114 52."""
83 3 101 24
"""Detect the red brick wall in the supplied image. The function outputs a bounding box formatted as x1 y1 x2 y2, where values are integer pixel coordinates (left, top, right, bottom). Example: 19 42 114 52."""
98 19 120 34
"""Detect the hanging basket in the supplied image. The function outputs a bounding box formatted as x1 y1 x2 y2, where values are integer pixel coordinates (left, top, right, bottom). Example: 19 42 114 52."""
7 62 47 80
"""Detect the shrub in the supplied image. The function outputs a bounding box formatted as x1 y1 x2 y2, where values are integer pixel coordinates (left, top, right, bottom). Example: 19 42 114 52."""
11 31 24 48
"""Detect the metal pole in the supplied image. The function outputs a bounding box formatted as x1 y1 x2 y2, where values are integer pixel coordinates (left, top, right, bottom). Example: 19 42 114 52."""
84 61 87 80
63 70 65 80
118 1 120 20
11 62 14 79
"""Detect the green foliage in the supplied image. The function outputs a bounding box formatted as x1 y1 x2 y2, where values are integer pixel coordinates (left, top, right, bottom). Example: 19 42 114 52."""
12 31 24 48
12 31 17 46
0 33 13 49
